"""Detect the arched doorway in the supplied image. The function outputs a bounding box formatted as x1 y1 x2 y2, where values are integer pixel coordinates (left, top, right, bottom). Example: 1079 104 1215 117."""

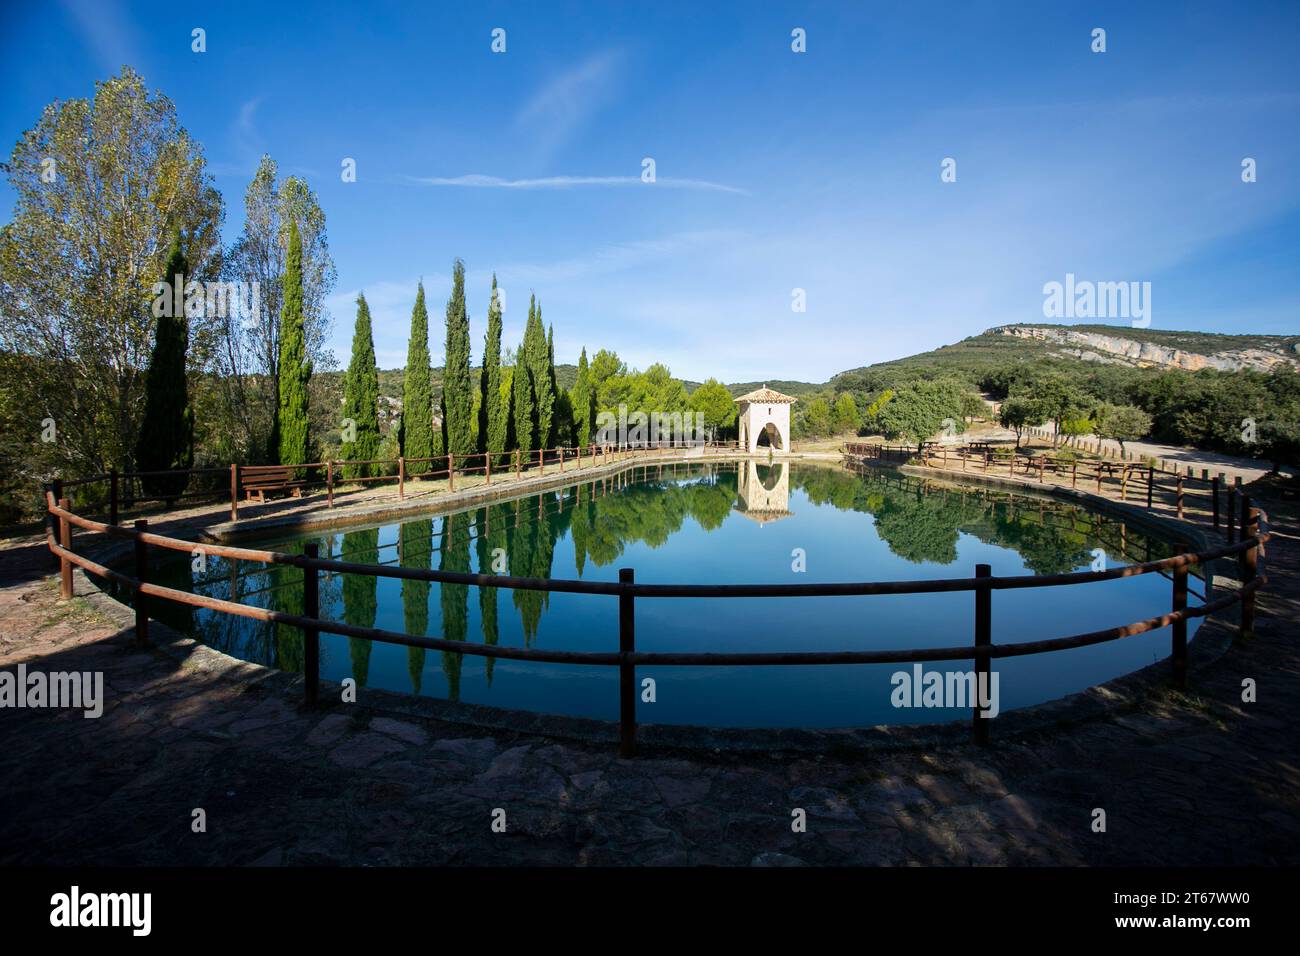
755 422 784 451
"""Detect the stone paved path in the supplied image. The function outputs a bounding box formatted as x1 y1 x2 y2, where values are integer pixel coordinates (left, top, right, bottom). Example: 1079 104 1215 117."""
1 475 1296 866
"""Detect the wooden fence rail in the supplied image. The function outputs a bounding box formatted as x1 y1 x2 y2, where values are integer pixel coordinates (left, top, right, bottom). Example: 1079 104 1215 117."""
45 478 1267 754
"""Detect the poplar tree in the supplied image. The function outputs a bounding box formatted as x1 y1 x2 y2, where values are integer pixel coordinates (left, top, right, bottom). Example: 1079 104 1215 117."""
441 259 475 458
341 292 381 477
478 275 506 460
136 232 194 499
401 281 434 472
275 218 312 465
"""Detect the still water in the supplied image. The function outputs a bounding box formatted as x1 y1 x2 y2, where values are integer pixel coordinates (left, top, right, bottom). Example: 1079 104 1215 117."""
118 461 1201 728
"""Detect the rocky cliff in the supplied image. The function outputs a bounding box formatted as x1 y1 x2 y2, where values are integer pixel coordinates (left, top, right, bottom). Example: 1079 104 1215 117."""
990 325 1300 373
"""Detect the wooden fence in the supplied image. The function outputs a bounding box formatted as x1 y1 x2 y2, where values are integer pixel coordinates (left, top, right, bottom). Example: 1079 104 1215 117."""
44 471 1267 752
51 441 743 527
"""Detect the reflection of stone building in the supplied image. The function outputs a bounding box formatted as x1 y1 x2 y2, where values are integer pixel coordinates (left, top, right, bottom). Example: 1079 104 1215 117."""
734 461 793 524
735 385 796 454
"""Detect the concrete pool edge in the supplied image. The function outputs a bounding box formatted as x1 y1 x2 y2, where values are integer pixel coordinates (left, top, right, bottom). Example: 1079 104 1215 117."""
66 461 1244 756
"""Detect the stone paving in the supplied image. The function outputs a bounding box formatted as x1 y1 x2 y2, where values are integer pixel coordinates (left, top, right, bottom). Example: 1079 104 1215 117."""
0 468 1297 866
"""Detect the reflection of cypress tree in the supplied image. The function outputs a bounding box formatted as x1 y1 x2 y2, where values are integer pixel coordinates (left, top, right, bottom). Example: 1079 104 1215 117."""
569 488 594 575
269 559 304 673
400 519 432 693
508 491 563 643
341 528 379 686
439 511 471 699
475 507 500 687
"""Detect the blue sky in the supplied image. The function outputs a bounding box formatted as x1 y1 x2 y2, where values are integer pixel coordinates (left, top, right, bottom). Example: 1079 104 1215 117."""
2 1 1298 381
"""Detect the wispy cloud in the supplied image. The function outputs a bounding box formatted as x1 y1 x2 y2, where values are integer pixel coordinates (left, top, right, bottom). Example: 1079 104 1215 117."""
59 0 139 75
408 173 748 195
515 50 623 158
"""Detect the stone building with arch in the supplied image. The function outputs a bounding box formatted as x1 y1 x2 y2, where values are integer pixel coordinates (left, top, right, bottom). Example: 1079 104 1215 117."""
735 385 797 454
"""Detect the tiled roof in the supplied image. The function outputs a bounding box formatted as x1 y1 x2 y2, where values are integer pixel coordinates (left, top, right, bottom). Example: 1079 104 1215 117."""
734 385 797 404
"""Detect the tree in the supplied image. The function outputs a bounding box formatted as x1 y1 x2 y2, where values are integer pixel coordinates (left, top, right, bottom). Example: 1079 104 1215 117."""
340 292 379 476
832 393 861 435
478 275 506 459
960 392 987 424
0 66 222 481
802 398 834 438
441 259 474 459
862 389 896 434
219 155 335 461
136 233 195 499
544 324 559 447
400 282 433 472
571 348 596 446
275 219 312 466
999 396 1047 449
510 338 535 454
689 379 737 442
1019 373 1079 438
877 379 965 452
522 297 553 449
1094 403 1152 457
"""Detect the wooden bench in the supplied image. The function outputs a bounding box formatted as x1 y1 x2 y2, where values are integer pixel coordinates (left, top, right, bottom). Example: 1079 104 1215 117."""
241 467 306 503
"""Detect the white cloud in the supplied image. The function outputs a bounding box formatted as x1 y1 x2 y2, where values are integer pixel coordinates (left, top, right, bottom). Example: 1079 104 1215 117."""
515 51 622 158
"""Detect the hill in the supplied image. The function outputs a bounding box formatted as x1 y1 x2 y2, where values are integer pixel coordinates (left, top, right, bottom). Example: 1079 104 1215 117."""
830 324 1300 392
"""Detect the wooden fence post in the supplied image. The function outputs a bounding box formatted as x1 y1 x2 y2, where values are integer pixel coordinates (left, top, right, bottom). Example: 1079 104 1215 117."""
303 542 320 706
448 452 455 491
1241 507 1259 637
398 457 405 499
1211 476 1220 529
515 449 521 480
1226 486 1236 543
230 464 239 521
58 498 73 599
485 452 492 485
1171 555 1188 688
538 448 544 477
110 469 119 527
47 481 62 571
973 564 992 745
1176 476 1184 520
134 519 149 646
1147 466 1154 509
619 567 637 757
560 447 565 472
327 460 334 508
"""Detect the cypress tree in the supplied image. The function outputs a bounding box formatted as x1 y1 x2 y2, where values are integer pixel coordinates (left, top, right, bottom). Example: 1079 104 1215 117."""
511 333 535 455
545 323 559 447
401 282 434 473
341 292 381 478
501 365 518 453
275 218 312 466
442 259 475 458
137 232 194 499
478 275 505 460
572 347 595 447
531 302 554 449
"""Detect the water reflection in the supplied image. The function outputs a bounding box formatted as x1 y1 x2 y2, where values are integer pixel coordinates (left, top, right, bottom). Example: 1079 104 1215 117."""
119 461 1194 724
